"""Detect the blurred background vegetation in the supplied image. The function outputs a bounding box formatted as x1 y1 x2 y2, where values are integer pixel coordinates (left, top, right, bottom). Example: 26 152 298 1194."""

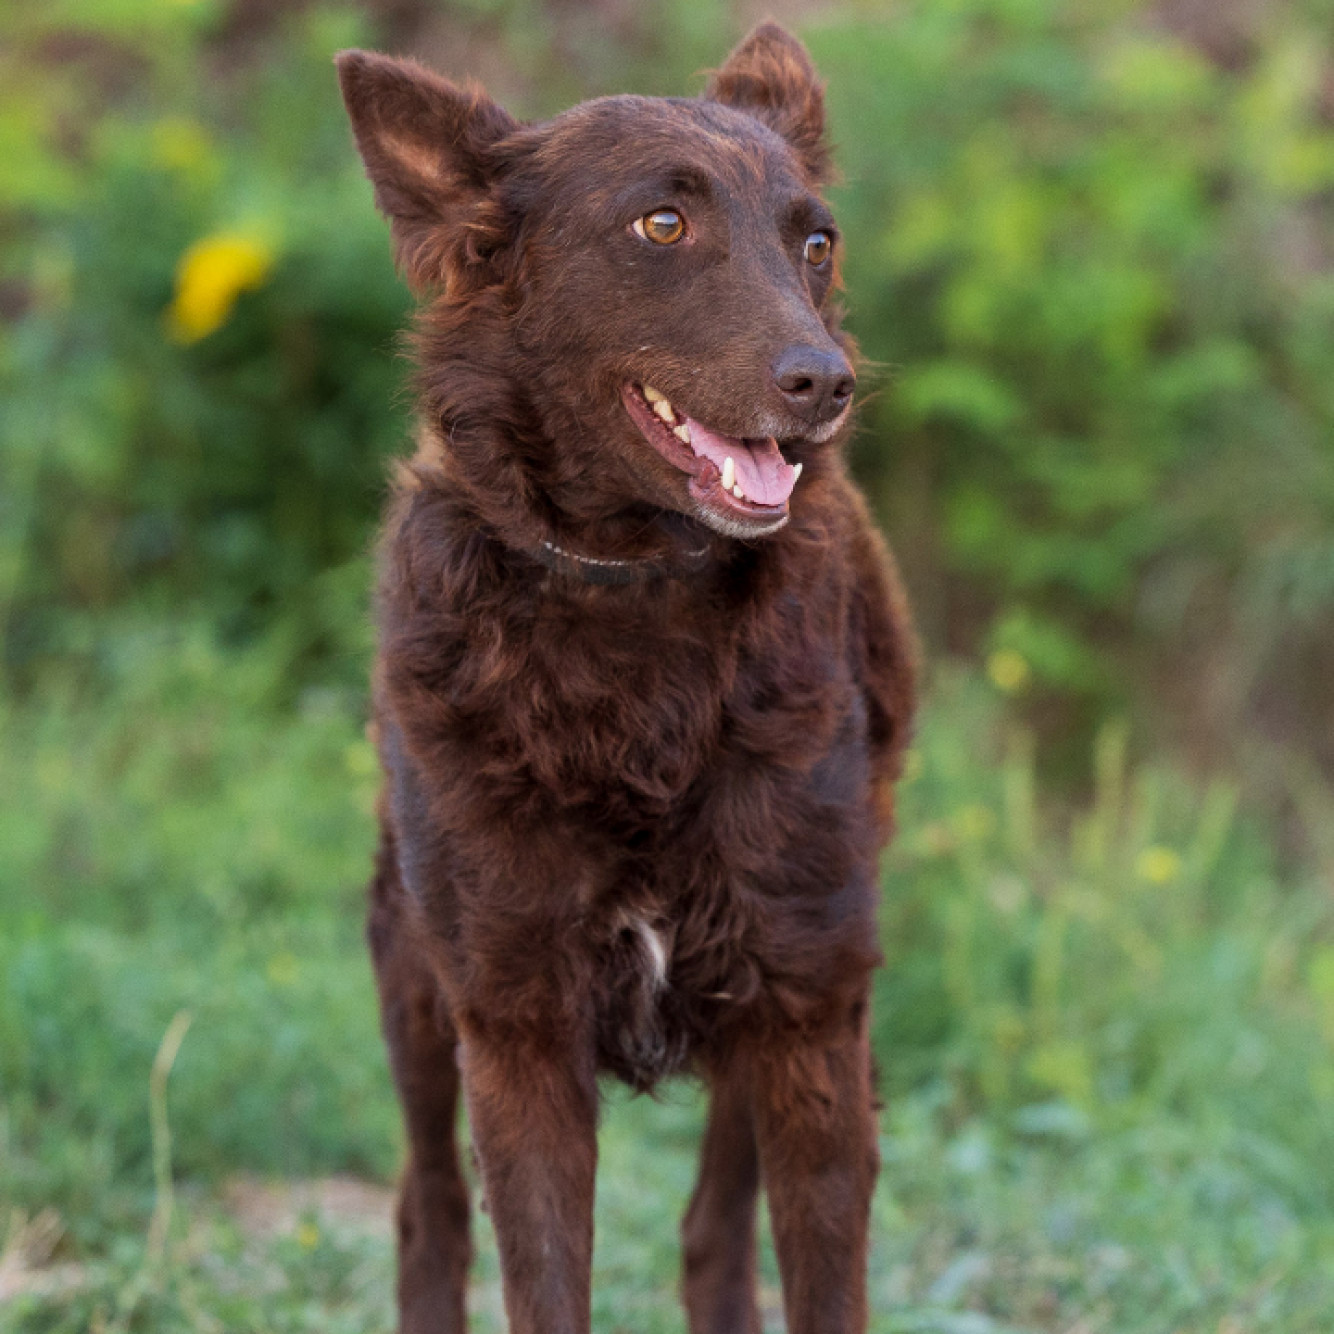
1 0 1332 1329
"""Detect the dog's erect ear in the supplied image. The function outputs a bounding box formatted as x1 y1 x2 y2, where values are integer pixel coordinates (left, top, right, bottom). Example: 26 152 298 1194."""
335 50 518 291
705 23 830 183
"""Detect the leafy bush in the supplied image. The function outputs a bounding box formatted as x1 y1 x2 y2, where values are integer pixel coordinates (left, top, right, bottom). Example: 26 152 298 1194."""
3 0 1332 780
1 6 409 697
810 3 1334 766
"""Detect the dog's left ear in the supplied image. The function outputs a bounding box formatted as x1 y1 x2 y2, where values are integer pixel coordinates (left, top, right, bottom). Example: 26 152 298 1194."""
705 22 830 183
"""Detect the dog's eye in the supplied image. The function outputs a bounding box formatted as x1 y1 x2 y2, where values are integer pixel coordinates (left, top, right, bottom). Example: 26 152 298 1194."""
805 231 833 267
633 210 686 245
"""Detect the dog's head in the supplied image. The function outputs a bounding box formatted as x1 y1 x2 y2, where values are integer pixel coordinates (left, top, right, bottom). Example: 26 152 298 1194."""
338 24 853 543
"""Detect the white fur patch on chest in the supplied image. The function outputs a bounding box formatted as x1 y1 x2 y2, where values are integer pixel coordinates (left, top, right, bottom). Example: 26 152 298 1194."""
627 915 669 990
601 909 684 1088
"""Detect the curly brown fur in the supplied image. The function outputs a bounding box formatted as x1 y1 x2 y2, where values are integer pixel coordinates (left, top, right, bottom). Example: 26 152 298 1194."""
338 23 917 1334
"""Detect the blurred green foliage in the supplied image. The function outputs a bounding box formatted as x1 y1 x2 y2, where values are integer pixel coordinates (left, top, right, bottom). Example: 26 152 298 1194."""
816 3 1334 763
3 0 1332 767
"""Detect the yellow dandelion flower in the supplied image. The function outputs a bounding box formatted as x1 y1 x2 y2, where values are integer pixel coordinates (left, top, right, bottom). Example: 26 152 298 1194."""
987 648 1031 694
296 1221 320 1250
167 232 273 343
1136 845 1182 885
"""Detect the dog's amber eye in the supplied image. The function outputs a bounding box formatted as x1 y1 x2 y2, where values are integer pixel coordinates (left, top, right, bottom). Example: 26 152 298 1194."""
634 210 686 245
805 231 833 266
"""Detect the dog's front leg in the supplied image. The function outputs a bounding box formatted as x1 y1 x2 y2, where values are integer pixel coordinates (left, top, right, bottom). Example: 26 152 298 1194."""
681 1061 763 1334
752 999 879 1334
458 1016 598 1334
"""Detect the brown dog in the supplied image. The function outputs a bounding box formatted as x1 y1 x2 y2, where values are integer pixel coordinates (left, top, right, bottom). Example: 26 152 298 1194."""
337 22 916 1334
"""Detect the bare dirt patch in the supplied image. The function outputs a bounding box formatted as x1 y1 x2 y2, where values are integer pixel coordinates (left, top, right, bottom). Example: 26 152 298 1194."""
220 1175 396 1239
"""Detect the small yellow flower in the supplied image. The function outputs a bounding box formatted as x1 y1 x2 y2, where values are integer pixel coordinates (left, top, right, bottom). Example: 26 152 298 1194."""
167 232 273 343
1136 845 1182 885
295 1221 320 1250
266 951 299 988
987 648 1031 694
344 739 379 778
952 803 997 842
1027 1039 1094 1104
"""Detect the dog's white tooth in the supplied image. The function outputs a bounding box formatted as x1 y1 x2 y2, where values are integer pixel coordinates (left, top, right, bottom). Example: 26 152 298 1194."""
653 399 675 424
721 456 735 492
642 384 665 404
793 462 803 481
733 484 745 499
674 423 692 443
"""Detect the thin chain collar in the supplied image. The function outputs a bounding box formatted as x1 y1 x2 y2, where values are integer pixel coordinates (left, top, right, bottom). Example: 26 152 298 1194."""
530 536 711 586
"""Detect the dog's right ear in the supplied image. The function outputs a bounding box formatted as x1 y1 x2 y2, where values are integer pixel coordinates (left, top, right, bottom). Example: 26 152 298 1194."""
335 50 518 292
706 23 830 183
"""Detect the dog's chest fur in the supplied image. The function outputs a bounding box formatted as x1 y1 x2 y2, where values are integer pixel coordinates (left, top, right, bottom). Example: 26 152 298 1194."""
380 516 882 1084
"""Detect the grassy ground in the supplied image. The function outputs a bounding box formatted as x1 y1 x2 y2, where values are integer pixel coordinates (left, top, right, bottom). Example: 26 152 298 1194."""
2 621 1333 1331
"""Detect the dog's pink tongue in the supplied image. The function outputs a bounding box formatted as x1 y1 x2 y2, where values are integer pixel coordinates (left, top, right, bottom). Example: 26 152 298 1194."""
685 419 795 506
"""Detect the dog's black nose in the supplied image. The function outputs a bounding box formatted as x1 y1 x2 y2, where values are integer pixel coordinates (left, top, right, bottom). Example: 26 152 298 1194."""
772 344 856 424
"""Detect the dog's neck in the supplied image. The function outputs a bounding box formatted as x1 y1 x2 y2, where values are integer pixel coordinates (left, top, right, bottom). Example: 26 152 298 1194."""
411 413 726 585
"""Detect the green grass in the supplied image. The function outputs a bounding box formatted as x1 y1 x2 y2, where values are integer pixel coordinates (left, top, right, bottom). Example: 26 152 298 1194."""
7 1088 1334 1332
3 623 1333 1330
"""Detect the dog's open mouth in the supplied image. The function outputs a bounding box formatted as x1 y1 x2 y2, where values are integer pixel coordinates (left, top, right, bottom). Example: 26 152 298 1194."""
621 383 799 534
